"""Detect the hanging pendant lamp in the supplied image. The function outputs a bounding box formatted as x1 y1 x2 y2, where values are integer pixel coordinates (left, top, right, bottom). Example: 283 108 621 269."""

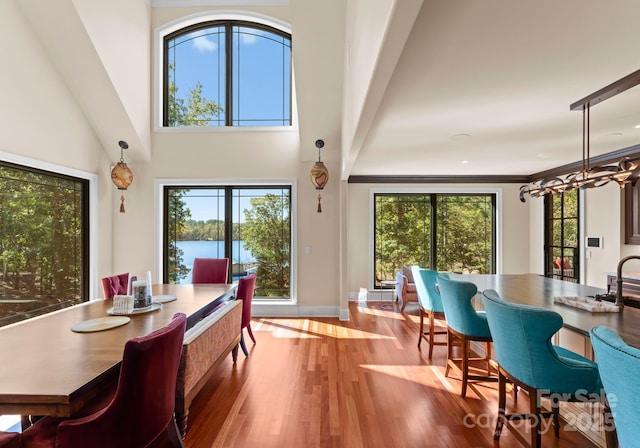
110 140 133 213
310 139 329 213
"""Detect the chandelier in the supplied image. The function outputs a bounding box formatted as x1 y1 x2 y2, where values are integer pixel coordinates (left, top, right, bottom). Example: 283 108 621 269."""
520 69 640 202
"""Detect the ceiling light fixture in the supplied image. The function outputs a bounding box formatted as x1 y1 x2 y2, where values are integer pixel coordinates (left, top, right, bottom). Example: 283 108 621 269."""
519 69 640 202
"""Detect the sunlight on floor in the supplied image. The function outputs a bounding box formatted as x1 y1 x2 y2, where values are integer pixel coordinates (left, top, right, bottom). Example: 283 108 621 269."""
255 318 394 340
359 364 454 391
355 305 409 320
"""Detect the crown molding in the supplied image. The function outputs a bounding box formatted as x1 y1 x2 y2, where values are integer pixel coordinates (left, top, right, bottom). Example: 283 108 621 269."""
150 0 288 6
347 175 530 184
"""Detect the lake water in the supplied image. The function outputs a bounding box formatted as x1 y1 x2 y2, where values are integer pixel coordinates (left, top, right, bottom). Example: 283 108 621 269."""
176 240 255 283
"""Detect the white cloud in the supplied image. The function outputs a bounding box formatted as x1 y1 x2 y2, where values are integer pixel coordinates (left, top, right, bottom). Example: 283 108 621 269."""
240 33 258 45
192 34 217 53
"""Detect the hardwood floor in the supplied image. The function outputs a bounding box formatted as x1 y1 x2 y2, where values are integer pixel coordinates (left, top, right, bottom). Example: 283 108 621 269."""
181 301 599 448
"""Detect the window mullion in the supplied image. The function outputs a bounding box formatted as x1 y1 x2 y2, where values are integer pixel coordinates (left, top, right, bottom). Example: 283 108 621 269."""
225 22 233 127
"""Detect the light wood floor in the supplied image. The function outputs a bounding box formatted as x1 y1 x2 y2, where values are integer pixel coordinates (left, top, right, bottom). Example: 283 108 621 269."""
181 300 598 448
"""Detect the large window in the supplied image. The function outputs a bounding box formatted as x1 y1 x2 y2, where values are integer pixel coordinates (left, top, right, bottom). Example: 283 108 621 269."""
374 193 496 287
545 190 579 283
164 186 292 299
0 162 88 327
163 20 292 127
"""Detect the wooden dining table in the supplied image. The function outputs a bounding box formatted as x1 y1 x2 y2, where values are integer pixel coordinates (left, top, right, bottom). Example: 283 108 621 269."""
0 283 236 418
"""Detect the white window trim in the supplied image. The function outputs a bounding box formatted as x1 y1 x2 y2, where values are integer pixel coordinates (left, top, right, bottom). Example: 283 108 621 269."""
369 187 503 290
154 177 297 303
153 10 297 132
0 150 99 300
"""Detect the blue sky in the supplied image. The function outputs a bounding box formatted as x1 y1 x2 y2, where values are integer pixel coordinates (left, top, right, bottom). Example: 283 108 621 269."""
169 25 291 125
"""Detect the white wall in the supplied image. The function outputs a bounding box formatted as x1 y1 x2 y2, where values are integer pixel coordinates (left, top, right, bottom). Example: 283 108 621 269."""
0 0 113 298
584 183 623 288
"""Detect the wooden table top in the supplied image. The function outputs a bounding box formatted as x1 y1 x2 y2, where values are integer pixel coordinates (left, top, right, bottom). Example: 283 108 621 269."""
454 274 640 348
0 283 236 417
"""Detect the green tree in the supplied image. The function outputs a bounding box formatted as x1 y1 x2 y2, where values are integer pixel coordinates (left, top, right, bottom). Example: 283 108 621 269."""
242 193 290 297
374 194 494 282
167 63 223 126
167 190 191 283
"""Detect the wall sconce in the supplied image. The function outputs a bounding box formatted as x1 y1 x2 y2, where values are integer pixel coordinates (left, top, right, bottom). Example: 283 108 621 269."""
110 140 133 213
309 139 329 213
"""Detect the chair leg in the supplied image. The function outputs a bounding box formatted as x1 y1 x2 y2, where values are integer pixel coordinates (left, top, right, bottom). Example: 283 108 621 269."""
460 335 469 398
418 309 425 348
428 311 435 360
530 387 542 448
445 328 454 377
167 418 186 447
240 332 249 357
246 324 256 344
552 398 560 438
485 342 492 376
495 369 506 440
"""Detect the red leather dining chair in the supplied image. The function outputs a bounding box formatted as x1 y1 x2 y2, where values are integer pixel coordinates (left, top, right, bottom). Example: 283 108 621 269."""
100 272 129 299
21 313 187 448
0 432 20 448
237 273 257 356
191 258 229 284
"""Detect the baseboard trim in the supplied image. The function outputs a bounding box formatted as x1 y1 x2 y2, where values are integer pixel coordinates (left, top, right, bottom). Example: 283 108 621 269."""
252 304 341 318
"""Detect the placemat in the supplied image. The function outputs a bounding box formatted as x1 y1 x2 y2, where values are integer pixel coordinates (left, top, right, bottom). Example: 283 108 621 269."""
71 316 131 333
152 294 177 303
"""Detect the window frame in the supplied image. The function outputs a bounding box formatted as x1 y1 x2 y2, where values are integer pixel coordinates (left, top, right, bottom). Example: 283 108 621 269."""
156 11 294 130
369 187 502 290
155 178 297 302
543 190 581 283
0 151 98 312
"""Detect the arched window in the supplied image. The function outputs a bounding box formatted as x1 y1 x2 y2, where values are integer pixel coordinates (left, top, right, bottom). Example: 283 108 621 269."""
162 20 291 127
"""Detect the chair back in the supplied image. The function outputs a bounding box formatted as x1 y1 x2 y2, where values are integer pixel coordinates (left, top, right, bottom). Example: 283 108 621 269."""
411 266 444 313
482 289 600 393
191 258 229 284
56 313 187 448
437 275 490 338
101 273 129 299
590 326 640 447
236 273 257 329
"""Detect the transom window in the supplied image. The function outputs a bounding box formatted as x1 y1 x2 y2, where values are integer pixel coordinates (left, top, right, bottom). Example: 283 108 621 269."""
373 193 496 288
163 20 292 127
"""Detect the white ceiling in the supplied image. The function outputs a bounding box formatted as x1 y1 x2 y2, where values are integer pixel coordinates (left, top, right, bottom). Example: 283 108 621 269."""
351 0 640 177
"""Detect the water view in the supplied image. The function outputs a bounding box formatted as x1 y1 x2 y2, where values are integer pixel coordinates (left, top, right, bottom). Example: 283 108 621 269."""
176 240 256 283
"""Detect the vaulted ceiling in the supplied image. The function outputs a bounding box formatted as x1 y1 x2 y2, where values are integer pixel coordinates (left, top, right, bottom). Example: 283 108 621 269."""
17 0 640 180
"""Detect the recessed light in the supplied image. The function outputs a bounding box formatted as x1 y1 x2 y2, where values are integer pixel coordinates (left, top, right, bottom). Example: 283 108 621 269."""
461 160 469 164
634 124 640 129
451 134 471 140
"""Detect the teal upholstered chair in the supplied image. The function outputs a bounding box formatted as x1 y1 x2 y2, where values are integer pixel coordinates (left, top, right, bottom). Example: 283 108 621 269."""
482 289 604 448
437 275 496 398
411 267 447 359
590 326 639 448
